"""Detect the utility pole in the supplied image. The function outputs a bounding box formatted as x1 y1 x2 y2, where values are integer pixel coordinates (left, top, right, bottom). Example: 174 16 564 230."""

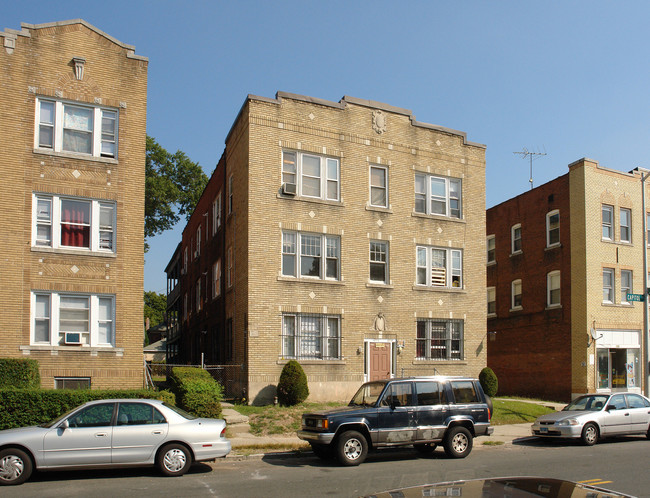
513 148 547 190
641 168 650 397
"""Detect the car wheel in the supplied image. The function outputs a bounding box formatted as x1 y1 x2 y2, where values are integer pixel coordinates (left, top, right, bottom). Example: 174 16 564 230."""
443 426 473 458
0 448 33 486
581 423 599 446
310 443 333 460
157 443 192 476
336 430 368 466
414 443 437 454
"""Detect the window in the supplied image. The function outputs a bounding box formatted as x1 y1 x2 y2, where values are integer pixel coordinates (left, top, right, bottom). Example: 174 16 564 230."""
282 150 340 201
35 98 118 158
414 173 461 218
369 165 388 208
282 313 340 360
31 292 115 346
416 319 463 360
227 247 233 288
511 224 522 253
487 287 496 315
621 270 632 304
369 241 389 284
183 293 187 321
602 205 613 240
620 208 631 243
603 268 614 303
33 194 115 253
68 403 115 428
546 211 560 247
281 231 340 280
511 280 522 309
228 175 233 215
196 226 201 257
183 247 188 274
416 246 462 288
213 192 222 235
486 235 495 264
117 403 166 425
213 259 221 298
54 377 90 389
195 279 201 312
547 271 561 307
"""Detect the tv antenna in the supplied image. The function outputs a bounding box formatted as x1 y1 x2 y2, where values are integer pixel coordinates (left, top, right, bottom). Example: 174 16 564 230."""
513 147 547 189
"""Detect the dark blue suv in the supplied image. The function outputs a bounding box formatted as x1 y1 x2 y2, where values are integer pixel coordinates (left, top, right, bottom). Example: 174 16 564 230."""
297 376 493 465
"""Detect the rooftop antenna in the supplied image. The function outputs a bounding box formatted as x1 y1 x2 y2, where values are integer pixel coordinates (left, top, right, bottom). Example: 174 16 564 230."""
513 147 547 189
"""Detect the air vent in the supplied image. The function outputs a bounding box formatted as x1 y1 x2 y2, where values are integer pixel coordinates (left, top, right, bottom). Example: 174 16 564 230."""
282 183 297 195
64 332 82 345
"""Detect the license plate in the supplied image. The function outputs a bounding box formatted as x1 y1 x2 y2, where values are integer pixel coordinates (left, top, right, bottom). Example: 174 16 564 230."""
540 427 548 433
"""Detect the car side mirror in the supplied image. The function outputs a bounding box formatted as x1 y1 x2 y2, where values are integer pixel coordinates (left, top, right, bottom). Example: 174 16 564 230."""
59 419 69 430
606 405 616 411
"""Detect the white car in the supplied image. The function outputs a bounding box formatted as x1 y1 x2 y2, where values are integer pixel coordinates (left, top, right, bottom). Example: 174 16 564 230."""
531 392 650 445
0 398 231 485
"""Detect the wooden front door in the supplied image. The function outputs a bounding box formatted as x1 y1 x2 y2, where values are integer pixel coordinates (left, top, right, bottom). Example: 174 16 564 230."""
369 342 391 381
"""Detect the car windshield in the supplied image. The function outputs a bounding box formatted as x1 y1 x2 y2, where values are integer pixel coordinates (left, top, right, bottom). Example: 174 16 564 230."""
163 402 197 420
563 395 609 411
349 382 386 407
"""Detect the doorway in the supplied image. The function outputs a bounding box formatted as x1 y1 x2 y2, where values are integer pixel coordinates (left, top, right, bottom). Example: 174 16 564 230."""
368 341 392 381
597 348 639 391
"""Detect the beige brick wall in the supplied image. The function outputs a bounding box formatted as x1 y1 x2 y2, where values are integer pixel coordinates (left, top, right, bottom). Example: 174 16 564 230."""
0 21 147 389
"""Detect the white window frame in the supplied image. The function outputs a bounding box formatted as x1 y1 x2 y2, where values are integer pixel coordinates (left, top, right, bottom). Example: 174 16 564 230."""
414 173 462 218
603 268 615 303
602 205 613 240
369 165 388 208
369 240 389 284
416 319 463 360
282 150 340 202
213 192 222 235
35 97 118 159
281 231 341 281
546 210 560 247
32 194 116 253
511 279 522 310
227 247 233 288
621 269 632 304
620 208 631 243
486 235 495 264
195 226 201 258
511 224 522 254
228 175 233 215
30 291 115 347
281 313 341 360
487 287 496 316
547 271 561 307
416 246 462 289
213 259 221 299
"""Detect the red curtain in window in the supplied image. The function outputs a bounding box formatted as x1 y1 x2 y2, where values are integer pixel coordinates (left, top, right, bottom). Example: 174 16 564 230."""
61 203 90 248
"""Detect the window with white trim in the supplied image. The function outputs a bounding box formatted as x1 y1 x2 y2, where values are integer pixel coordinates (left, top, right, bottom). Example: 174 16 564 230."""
282 150 340 201
195 226 201 258
511 224 522 253
547 271 561 307
227 247 233 288
212 192 222 235
621 270 632 304
369 165 388 208
416 246 462 288
414 173 461 218
511 279 522 309
213 259 221 298
546 210 560 247
603 268 614 303
369 241 389 284
282 231 340 280
35 98 118 158
602 205 613 240
487 287 496 315
31 292 114 346
228 175 233 215
195 279 201 312
416 319 463 360
33 194 115 253
486 235 495 263
620 208 631 243
282 313 340 360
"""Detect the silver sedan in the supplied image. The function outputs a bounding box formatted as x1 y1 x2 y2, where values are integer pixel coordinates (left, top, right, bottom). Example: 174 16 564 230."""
531 392 650 445
0 398 231 485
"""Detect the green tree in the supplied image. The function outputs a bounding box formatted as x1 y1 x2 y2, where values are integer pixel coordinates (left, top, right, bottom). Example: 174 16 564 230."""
144 291 167 328
277 360 309 406
145 136 208 250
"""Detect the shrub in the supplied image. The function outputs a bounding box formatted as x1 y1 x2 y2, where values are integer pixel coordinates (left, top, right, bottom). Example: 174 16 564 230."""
277 360 309 406
170 367 223 418
0 358 41 389
479 367 498 397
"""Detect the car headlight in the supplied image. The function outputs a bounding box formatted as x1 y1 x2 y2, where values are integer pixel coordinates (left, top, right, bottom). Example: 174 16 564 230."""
556 419 580 426
315 418 329 429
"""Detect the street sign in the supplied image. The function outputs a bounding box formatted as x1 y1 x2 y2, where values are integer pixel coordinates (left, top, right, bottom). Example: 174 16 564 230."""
627 293 645 302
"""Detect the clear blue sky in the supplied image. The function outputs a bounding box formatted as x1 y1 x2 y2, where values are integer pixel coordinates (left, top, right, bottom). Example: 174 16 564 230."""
6 1 650 293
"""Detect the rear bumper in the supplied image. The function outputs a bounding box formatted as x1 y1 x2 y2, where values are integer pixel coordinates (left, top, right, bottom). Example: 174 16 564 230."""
191 438 232 461
475 423 494 436
297 430 335 444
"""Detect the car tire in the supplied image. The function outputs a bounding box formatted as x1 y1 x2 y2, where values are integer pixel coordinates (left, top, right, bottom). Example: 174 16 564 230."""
414 443 437 454
0 448 33 486
336 430 368 466
443 426 473 458
157 443 192 477
310 443 333 460
581 423 599 446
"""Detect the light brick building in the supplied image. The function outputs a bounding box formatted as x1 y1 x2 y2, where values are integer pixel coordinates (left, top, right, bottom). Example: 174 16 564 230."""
168 92 487 404
0 20 147 388
487 158 647 401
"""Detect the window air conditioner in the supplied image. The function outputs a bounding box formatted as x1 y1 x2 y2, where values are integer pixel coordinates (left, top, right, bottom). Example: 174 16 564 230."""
282 183 297 195
64 332 82 345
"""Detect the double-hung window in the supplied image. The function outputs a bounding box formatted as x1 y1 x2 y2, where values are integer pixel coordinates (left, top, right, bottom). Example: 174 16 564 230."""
282 231 340 280
213 192 222 235
31 292 114 346
621 270 632 304
416 319 463 360
511 224 522 253
546 211 560 247
416 246 462 288
213 259 221 298
547 271 561 307
282 313 340 360
195 279 201 312
282 151 340 201
620 208 631 243
369 241 389 284
486 235 495 263
487 287 496 315
369 165 388 208
602 205 613 240
414 173 461 218
603 268 614 303
33 194 115 253
35 98 118 158
511 280 522 309
195 226 201 258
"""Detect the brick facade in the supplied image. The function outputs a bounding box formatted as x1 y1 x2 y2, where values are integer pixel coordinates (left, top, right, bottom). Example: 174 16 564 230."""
0 20 147 388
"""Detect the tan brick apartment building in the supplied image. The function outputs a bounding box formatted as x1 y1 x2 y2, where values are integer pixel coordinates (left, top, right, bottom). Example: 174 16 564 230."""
487 158 646 401
167 92 487 404
0 20 147 388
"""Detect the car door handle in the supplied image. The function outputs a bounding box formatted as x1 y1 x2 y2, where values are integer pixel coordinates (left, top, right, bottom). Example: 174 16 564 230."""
95 433 108 437
624 413 630 416
152 430 163 435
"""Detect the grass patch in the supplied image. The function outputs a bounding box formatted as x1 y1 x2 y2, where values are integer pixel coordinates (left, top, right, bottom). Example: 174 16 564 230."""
481 440 504 446
231 442 309 456
491 398 555 425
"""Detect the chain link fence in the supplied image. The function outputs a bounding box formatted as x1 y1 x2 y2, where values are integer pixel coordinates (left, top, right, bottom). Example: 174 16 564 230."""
146 362 245 400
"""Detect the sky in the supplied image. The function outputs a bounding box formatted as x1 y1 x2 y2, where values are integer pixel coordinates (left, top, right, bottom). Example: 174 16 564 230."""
5 1 650 293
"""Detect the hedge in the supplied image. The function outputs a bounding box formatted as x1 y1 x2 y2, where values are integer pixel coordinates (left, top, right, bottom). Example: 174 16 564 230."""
0 389 175 430
0 358 41 389
169 367 223 418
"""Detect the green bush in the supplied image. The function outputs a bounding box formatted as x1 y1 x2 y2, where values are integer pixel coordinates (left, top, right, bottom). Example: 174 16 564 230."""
170 367 223 418
0 389 175 430
0 358 41 389
277 360 309 406
479 367 498 397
